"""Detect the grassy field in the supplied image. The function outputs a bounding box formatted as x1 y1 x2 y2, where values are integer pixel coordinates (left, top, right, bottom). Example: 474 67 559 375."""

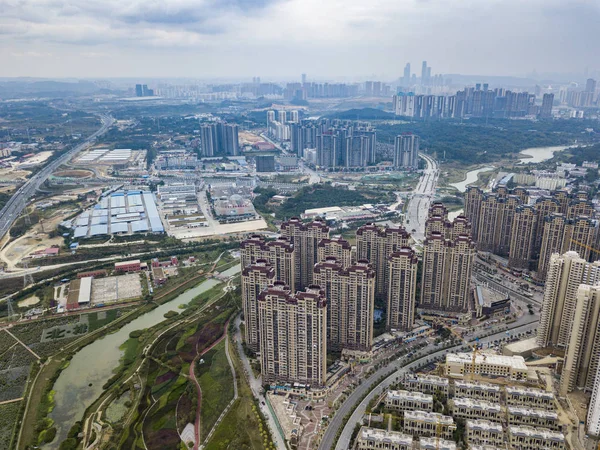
205 336 274 450
0 401 21 449
197 340 234 438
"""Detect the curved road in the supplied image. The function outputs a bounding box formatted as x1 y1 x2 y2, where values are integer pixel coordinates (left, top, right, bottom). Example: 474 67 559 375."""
318 315 539 450
0 114 114 240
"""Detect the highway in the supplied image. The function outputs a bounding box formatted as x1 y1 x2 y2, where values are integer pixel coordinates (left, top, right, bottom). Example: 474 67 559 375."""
404 153 439 243
319 314 539 450
0 114 114 240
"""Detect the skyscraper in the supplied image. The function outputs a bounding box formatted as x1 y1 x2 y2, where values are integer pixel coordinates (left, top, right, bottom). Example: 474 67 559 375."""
586 78 597 93
538 214 597 279
280 218 330 290
387 248 418 331
403 63 411 85
242 260 275 352
356 224 412 298
199 122 239 156
537 252 600 349
200 124 217 157
421 61 428 85
258 283 327 386
587 367 600 436
317 237 353 268
540 93 554 119
508 205 537 270
476 193 504 253
464 187 484 241
420 232 475 314
393 134 420 169
560 284 600 396
240 235 295 288
313 258 375 352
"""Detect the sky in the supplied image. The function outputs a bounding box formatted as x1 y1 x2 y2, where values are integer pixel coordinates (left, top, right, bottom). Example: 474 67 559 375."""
0 0 599 79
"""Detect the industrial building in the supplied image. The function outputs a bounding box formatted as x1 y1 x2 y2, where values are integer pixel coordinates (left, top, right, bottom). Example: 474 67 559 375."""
71 190 164 238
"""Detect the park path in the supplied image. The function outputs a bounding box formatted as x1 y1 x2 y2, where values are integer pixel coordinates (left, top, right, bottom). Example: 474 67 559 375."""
189 320 229 450
200 328 239 448
3 328 41 359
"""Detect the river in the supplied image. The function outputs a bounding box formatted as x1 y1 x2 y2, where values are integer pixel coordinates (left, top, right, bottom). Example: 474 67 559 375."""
45 265 240 449
518 145 571 164
449 167 495 193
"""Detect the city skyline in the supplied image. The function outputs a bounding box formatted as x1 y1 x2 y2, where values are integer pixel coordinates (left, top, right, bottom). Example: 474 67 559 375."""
1 0 599 78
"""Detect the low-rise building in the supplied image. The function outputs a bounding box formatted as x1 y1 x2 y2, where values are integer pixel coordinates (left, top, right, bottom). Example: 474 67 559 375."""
114 259 142 273
353 426 413 450
385 390 433 412
404 374 450 396
466 419 505 447
453 380 502 402
470 446 506 450
419 437 456 450
403 411 456 440
505 386 555 410
507 406 560 430
508 425 565 450
451 398 503 422
445 353 528 380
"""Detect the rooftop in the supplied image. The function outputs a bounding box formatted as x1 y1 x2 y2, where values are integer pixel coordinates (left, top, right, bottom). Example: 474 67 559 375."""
387 390 433 403
466 419 503 432
454 380 501 392
358 426 413 445
406 374 449 386
404 410 454 425
453 397 502 412
419 437 457 450
509 425 564 441
446 352 528 370
506 386 555 399
508 406 558 419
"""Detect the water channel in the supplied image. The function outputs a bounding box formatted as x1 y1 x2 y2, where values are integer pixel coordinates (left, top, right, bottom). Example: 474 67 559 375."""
518 145 571 164
449 166 495 193
45 265 240 449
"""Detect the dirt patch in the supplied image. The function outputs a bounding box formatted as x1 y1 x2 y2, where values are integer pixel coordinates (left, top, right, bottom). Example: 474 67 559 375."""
18 295 41 308
0 167 31 181
53 169 94 179
239 131 263 145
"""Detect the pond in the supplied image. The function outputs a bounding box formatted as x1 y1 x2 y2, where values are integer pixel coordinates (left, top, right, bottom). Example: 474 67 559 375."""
44 265 240 449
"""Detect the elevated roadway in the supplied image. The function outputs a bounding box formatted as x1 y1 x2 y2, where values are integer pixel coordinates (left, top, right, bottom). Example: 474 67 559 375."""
0 114 114 240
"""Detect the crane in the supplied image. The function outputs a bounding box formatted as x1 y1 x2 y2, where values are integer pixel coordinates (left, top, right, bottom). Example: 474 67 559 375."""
570 238 600 256
468 344 486 381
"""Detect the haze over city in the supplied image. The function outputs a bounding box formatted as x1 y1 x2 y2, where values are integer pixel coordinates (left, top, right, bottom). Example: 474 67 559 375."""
1 0 599 79
2 1 600 450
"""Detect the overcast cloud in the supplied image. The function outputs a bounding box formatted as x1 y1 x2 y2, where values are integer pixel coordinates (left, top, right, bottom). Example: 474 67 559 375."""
0 0 598 79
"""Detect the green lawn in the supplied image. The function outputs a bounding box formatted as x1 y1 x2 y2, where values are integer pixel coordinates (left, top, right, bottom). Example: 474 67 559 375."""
197 340 234 438
204 341 275 450
0 401 21 449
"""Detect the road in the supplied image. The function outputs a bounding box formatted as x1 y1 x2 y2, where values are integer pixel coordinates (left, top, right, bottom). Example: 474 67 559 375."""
0 114 114 240
404 153 439 243
319 314 539 450
233 314 288 450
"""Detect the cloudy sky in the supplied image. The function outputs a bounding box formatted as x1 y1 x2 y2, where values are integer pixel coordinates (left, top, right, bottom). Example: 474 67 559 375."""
0 0 598 79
